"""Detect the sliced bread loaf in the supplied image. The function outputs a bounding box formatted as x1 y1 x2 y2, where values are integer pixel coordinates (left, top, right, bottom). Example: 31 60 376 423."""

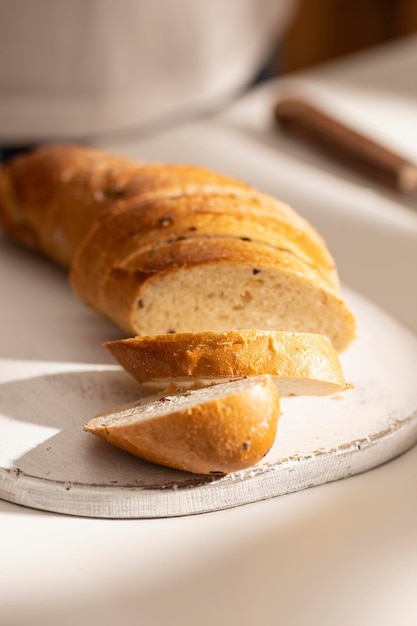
0 144 356 352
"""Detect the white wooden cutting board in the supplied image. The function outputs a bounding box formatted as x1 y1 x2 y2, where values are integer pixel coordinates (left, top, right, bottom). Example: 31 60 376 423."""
0 235 416 518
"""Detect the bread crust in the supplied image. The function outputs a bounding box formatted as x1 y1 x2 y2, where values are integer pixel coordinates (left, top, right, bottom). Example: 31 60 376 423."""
0 144 255 266
84 376 280 475
104 330 350 395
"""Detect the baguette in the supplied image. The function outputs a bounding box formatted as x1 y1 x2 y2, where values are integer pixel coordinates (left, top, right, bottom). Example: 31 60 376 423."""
84 376 280 475
104 330 351 395
0 144 355 351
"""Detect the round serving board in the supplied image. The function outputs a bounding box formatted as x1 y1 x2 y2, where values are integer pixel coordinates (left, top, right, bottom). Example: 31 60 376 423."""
0 236 416 518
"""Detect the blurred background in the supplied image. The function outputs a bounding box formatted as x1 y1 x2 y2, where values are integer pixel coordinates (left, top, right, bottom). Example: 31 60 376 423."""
276 0 417 73
1 0 417 148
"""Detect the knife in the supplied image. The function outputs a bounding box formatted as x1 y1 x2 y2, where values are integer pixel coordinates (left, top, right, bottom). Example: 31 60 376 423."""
274 97 417 193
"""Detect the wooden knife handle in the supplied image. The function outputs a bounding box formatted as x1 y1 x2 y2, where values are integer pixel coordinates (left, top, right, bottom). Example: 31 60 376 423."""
274 97 417 193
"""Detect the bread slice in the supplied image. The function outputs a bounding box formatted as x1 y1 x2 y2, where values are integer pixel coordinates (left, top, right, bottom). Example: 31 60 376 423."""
104 330 350 395
101 237 356 351
70 192 339 314
84 376 280 475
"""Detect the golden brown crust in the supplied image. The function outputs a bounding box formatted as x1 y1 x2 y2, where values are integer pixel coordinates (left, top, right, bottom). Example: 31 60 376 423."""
0 144 138 265
0 143 254 266
115 234 334 281
84 376 280 475
104 330 350 395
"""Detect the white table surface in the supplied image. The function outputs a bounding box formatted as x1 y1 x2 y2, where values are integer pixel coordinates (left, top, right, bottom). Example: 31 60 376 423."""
1 36 417 626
